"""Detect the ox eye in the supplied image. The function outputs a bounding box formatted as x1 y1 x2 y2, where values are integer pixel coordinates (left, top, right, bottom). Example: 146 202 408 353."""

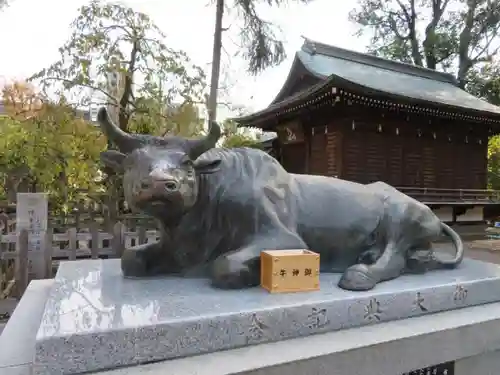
182 160 194 168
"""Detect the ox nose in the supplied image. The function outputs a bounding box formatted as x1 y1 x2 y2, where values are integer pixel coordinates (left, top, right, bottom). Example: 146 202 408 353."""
163 180 180 192
148 169 180 192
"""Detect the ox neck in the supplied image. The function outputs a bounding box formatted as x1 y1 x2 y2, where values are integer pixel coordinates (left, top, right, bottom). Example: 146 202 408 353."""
157 173 217 232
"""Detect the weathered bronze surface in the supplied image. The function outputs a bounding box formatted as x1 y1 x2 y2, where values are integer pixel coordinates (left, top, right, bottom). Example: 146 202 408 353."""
97 107 464 291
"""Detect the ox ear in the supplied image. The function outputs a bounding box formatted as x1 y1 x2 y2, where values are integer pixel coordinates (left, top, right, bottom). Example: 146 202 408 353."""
193 158 222 174
100 150 127 172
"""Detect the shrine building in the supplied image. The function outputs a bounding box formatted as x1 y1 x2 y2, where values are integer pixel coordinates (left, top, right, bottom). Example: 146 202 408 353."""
236 38 500 224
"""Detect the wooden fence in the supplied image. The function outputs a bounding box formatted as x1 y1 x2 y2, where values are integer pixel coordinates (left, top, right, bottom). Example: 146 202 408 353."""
0 223 160 298
0 211 157 235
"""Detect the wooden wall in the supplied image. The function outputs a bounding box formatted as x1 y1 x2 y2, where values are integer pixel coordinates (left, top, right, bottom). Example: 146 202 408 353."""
304 117 488 190
308 125 342 176
281 143 307 174
309 127 327 175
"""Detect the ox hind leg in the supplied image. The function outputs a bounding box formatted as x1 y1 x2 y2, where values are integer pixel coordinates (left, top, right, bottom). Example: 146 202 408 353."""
357 247 383 265
211 231 307 289
338 241 406 291
338 201 420 291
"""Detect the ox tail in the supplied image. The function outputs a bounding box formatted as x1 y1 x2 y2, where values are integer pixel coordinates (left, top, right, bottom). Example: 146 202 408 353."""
436 222 464 268
405 222 464 274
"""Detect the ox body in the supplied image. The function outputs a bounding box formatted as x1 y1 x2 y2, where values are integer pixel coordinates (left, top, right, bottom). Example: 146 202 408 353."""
97 108 463 291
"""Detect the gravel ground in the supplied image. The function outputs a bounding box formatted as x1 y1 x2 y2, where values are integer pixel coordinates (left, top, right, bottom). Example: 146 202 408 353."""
435 239 500 264
0 298 17 336
464 246 500 264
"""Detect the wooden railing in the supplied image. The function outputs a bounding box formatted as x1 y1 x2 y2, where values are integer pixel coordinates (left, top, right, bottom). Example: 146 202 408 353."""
397 187 500 204
0 224 161 298
0 224 160 258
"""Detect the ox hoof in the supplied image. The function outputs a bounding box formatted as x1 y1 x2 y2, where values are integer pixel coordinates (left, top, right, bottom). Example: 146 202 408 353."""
357 249 381 265
338 264 377 291
121 249 148 278
211 256 259 289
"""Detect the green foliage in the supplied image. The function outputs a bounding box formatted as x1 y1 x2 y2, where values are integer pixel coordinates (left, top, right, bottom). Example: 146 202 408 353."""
0 86 106 213
466 63 500 105
222 133 262 149
220 119 262 148
128 100 204 137
488 136 500 190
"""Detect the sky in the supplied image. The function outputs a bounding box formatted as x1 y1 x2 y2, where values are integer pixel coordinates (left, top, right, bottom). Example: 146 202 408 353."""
0 0 369 120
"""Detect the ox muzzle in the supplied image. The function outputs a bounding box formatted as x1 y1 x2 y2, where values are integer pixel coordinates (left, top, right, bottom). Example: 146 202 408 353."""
136 167 184 204
144 168 181 193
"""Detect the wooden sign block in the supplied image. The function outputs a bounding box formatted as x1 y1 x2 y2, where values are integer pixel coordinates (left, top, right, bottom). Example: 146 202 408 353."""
260 250 320 293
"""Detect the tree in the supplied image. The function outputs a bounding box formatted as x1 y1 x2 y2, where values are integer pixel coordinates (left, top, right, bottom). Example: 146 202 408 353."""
466 62 500 105
29 0 206 136
0 81 106 213
349 0 500 89
471 61 500 190
488 136 500 189
128 99 204 137
2 81 43 118
349 0 500 190
27 0 211 214
207 0 315 122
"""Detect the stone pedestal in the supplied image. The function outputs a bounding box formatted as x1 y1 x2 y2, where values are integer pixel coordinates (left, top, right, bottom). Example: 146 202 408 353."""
32 258 500 374
3 258 500 375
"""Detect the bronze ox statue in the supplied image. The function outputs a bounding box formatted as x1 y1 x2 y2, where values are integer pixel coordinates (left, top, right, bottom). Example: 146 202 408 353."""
97 107 464 291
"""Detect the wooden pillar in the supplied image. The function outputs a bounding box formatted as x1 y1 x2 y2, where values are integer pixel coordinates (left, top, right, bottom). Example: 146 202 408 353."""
309 126 328 175
304 125 311 174
325 125 343 177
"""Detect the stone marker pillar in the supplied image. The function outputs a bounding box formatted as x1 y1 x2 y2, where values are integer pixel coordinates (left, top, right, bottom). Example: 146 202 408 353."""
16 193 48 280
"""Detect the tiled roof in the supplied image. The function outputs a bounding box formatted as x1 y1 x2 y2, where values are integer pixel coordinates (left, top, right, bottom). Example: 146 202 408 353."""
236 38 500 125
297 39 500 115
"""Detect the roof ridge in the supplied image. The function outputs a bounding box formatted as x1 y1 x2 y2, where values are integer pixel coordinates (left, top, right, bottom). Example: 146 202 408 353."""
302 38 458 85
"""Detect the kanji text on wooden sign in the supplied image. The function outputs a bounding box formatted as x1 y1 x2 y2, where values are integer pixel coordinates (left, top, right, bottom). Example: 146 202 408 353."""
260 249 320 293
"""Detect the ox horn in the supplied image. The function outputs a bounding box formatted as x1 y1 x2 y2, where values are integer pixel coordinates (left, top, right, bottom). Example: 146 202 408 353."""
97 107 142 152
187 120 222 159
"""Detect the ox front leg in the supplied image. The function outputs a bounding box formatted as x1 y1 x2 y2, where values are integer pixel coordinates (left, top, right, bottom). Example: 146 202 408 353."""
338 243 406 291
211 234 307 289
211 245 261 289
121 242 179 278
